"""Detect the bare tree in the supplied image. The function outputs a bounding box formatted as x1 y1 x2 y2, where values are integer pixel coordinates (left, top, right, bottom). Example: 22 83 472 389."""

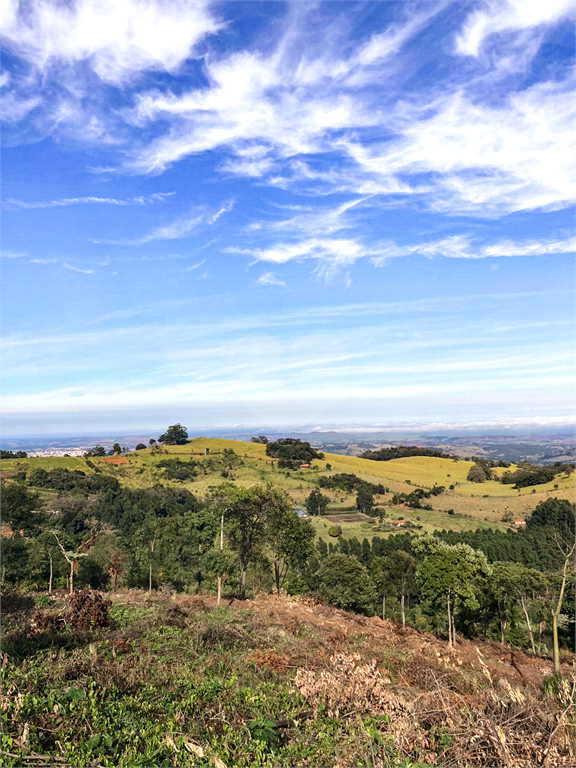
52 530 102 594
551 537 575 674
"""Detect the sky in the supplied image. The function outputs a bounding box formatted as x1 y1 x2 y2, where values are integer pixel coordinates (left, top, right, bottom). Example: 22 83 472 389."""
1 0 575 438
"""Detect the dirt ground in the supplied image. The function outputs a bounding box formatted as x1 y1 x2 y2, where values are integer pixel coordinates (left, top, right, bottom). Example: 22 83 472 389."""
109 589 573 691
324 513 374 524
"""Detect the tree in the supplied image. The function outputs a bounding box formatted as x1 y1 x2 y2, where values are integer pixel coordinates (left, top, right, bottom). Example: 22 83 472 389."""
214 484 269 599
85 533 128 591
371 551 415 626
112 443 122 455
356 486 374 515
415 537 491 647
149 438 157 447
549 539 576 674
1 482 42 535
51 528 107 594
467 465 486 483
305 489 329 516
36 531 62 594
204 547 237 603
316 554 376 613
85 445 106 457
135 443 146 451
265 438 323 463
527 498 575 540
158 424 189 445
266 498 315 593
489 561 521 644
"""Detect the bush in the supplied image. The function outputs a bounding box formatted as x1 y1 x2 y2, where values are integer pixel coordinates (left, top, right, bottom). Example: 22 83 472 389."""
156 458 198 481
328 525 342 537
318 473 387 495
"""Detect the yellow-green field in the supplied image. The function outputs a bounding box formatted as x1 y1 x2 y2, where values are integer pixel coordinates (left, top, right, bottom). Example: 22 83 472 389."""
3 436 574 540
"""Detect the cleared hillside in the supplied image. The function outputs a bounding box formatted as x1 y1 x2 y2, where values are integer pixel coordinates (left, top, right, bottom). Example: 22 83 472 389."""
2 589 574 768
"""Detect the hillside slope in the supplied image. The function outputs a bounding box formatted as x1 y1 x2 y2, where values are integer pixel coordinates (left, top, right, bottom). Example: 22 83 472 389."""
3 589 574 768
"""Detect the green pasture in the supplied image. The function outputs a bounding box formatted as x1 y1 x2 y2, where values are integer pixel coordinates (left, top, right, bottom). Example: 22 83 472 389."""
1 456 90 473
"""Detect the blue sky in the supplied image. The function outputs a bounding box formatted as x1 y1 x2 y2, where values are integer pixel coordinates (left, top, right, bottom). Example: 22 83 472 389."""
1 0 574 437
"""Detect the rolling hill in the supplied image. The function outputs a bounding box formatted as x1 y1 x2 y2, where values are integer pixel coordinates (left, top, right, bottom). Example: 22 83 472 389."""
3 436 574 541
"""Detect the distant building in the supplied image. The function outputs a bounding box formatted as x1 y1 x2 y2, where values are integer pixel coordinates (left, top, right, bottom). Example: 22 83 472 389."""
390 519 407 527
512 519 526 526
295 509 308 518
300 463 310 468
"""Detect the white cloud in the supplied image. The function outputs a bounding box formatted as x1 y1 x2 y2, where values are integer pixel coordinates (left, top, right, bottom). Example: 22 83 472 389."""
1 250 26 259
482 237 576 258
121 10 574 215
456 0 575 57
257 272 286 287
235 232 574 272
5 192 173 209
372 235 576 264
0 0 220 85
264 198 369 238
0 91 41 122
343 77 575 215
63 262 94 274
120 6 443 174
231 237 374 267
94 201 232 245
186 259 206 271
1 1 573 221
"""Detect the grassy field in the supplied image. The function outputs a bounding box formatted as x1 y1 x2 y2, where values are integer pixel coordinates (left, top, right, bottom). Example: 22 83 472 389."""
3 437 574 540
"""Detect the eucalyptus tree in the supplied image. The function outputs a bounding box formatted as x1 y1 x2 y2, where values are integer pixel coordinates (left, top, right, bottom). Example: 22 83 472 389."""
415 536 491 647
371 551 416 625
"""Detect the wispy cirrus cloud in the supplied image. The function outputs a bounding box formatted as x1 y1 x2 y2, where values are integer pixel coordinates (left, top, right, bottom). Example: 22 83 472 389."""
186 259 207 271
117 3 573 217
4 192 174 210
122 5 439 176
2 1 573 220
456 0 575 57
230 237 376 268
257 272 286 287
1 250 26 259
339 78 575 215
93 201 233 245
233 233 575 273
372 235 576 264
63 262 94 274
